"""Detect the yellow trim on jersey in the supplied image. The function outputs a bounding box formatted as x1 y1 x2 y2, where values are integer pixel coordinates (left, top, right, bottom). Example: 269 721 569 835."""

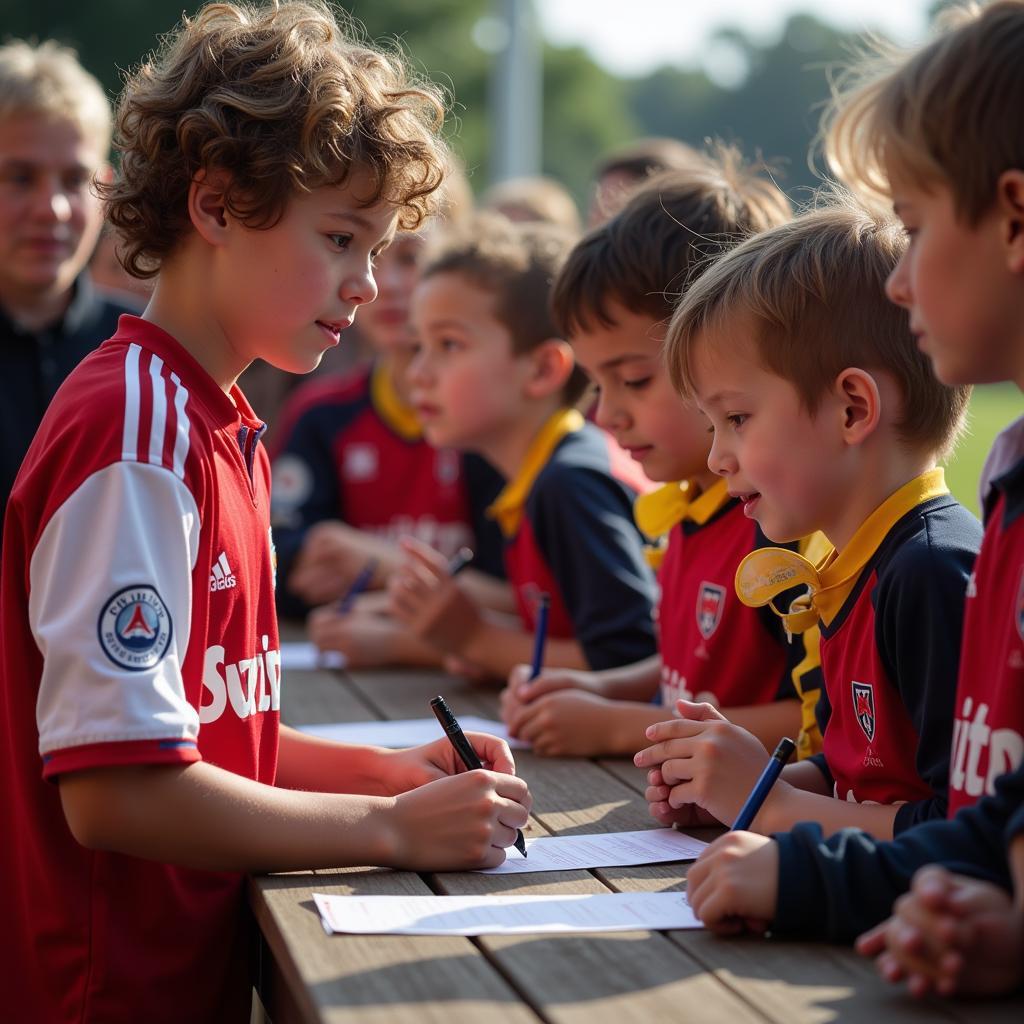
735 468 949 633
487 409 585 538
371 360 422 441
635 478 731 569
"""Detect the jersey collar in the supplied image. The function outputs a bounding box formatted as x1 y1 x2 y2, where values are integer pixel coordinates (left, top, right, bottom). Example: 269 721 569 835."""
634 478 731 568
735 467 949 633
487 408 584 537
370 360 422 441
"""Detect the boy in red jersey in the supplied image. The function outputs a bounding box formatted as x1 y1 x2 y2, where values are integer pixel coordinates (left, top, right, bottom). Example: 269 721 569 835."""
0 5 530 1022
498 162 822 758
635 196 980 841
389 213 658 679
679 2 1024 999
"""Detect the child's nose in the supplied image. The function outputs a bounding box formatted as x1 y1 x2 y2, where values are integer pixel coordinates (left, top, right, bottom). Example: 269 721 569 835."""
885 254 912 308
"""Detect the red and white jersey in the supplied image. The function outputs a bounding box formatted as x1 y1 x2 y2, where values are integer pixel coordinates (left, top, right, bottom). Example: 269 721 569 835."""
0 315 279 1023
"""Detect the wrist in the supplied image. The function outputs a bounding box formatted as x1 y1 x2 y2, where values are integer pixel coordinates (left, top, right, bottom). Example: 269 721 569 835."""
752 780 795 834
363 794 402 866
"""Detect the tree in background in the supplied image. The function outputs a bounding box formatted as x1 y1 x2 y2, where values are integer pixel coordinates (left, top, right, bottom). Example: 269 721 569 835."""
0 2 904 204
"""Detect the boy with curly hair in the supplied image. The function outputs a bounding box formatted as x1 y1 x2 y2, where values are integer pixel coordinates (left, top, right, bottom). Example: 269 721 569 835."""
0 4 531 1021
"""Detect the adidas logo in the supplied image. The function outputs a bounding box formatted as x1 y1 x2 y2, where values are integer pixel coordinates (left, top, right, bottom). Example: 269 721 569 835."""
210 551 238 592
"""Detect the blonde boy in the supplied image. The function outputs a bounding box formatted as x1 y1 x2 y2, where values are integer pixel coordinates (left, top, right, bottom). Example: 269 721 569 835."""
636 196 980 842
390 214 658 679
0 40 135 539
0 5 530 1021
499 163 819 758
684 2 1024 997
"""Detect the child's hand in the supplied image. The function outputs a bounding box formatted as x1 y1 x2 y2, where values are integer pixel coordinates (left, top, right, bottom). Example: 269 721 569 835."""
506 689 622 757
634 700 774 830
388 537 483 655
289 521 387 604
382 731 519 793
686 831 779 934
387 767 532 871
307 606 406 668
500 664 599 732
855 865 1024 998
643 765 721 828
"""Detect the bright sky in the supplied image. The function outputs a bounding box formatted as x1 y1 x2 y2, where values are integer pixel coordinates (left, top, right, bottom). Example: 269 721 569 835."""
537 1 933 78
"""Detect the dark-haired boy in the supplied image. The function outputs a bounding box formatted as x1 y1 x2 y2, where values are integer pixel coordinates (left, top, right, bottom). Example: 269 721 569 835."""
499 162 821 758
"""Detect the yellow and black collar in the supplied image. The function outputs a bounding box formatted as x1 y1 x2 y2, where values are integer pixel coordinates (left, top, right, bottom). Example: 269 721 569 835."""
487 409 584 537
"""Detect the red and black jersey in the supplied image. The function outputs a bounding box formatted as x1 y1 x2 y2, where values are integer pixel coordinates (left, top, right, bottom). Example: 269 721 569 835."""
948 455 1024 815
658 485 798 710
0 316 279 1022
773 456 1024 944
270 361 505 614
811 495 981 832
494 412 657 670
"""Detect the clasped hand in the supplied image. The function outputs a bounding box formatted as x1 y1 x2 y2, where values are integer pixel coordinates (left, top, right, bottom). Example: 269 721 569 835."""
634 699 773 829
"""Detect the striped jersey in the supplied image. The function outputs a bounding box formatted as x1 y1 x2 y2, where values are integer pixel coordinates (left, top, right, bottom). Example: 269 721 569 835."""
0 315 279 1023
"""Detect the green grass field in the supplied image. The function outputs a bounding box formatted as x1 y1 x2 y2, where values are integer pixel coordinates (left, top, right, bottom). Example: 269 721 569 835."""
944 383 1022 516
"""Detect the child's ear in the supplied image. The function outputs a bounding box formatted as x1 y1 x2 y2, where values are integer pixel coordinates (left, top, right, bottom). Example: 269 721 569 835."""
833 367 881 445
187 169 232 245
524 338 575 398
996 169 1024 274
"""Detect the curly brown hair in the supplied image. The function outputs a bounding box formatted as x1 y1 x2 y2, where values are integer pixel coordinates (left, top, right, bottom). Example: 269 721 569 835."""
101 0 450 278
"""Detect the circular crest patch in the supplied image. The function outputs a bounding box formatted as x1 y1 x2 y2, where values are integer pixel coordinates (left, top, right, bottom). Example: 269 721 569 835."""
97 585 173 671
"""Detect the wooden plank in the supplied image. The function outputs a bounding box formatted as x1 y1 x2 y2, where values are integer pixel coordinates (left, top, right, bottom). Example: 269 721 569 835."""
597 861 1024 1024
250 867 540 1024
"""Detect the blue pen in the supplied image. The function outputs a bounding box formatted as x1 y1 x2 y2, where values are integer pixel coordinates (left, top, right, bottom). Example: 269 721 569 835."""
528 592 550 680
335 558 378 614
730 737 796 831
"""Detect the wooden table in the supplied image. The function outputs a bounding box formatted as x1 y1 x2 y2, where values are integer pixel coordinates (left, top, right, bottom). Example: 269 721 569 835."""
250 658 1024 1024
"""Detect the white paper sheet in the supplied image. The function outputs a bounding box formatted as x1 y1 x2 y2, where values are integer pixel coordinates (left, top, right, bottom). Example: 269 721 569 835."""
280 641 348 671
475 828 707 874
297 715 529 750
312 891 702 935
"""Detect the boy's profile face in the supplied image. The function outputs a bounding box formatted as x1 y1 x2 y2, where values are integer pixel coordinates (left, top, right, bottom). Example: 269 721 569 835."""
358 232 424 353
886 174 1024 389
571 300 711 484
407 271 532 451
691 315 851 544
209 170 397 377
0 114 105 310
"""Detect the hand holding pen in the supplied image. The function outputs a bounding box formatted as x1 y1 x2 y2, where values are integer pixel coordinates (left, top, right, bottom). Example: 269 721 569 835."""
431 695 529 857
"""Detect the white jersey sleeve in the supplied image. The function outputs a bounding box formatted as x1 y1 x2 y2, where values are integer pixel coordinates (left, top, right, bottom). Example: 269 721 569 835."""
30 460 201 757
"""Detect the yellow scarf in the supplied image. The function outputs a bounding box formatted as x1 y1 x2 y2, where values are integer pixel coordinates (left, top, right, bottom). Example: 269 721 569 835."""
734 468 949 634
634 478 731 569
370 360 422 441
487 409 585 537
